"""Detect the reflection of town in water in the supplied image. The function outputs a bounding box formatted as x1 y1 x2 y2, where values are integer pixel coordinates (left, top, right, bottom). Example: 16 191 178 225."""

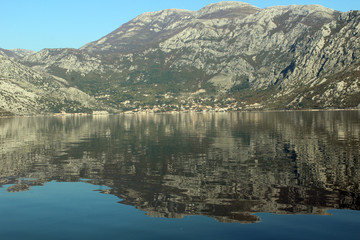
0 111 359 223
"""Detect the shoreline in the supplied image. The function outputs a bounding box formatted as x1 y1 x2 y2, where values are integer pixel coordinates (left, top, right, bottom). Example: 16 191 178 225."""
1 108 360 119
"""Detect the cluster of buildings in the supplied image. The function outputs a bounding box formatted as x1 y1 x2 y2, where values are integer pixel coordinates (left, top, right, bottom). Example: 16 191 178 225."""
55 94 264 115
121 98 263 114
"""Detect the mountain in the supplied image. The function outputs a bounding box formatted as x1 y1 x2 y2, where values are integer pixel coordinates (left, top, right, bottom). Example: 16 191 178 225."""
0 48 35 60
7 1 360 113
10 48 36 58
0 54 101 115
81 2 260 54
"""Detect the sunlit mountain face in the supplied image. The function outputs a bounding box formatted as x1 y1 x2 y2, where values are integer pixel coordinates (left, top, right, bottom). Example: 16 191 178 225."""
1 2 358 115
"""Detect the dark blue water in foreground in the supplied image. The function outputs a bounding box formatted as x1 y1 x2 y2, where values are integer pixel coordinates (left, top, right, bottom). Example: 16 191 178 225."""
1 181 359 240
0 112 359 239
0 182 360 239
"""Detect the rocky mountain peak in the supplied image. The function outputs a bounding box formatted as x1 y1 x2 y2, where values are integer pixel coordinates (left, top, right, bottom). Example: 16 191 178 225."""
263 4 338 22
81 2 262 53
10 49 36 58
133 8 194 23
198 1 257 12
0 48 15 58
197 1 260 19
0 48 35 60
81 7 197 53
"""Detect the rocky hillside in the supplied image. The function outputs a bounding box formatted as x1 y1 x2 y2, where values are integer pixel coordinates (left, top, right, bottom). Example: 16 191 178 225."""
0 54 100 115
0 48 34 60
5 1 360 112
81 2 260 54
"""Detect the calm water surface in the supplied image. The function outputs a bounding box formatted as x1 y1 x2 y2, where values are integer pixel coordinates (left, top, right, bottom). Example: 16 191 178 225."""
0 111 359 239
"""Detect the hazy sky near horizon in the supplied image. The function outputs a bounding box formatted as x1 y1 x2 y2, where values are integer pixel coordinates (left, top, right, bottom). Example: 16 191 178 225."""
1 0 359 51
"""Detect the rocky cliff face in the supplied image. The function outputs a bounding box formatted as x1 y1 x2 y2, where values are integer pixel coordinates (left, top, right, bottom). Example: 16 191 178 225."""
0 54 99 115
4 1 360 112
81 2 260 54
0 48 35 60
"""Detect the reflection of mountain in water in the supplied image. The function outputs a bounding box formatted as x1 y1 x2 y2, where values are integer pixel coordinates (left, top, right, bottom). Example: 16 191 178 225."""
0 112 359 223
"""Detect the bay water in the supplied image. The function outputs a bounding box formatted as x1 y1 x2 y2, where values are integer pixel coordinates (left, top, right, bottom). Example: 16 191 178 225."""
0 111 359 239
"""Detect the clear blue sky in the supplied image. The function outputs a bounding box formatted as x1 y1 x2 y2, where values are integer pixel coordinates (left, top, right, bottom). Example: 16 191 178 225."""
1 0 359 51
